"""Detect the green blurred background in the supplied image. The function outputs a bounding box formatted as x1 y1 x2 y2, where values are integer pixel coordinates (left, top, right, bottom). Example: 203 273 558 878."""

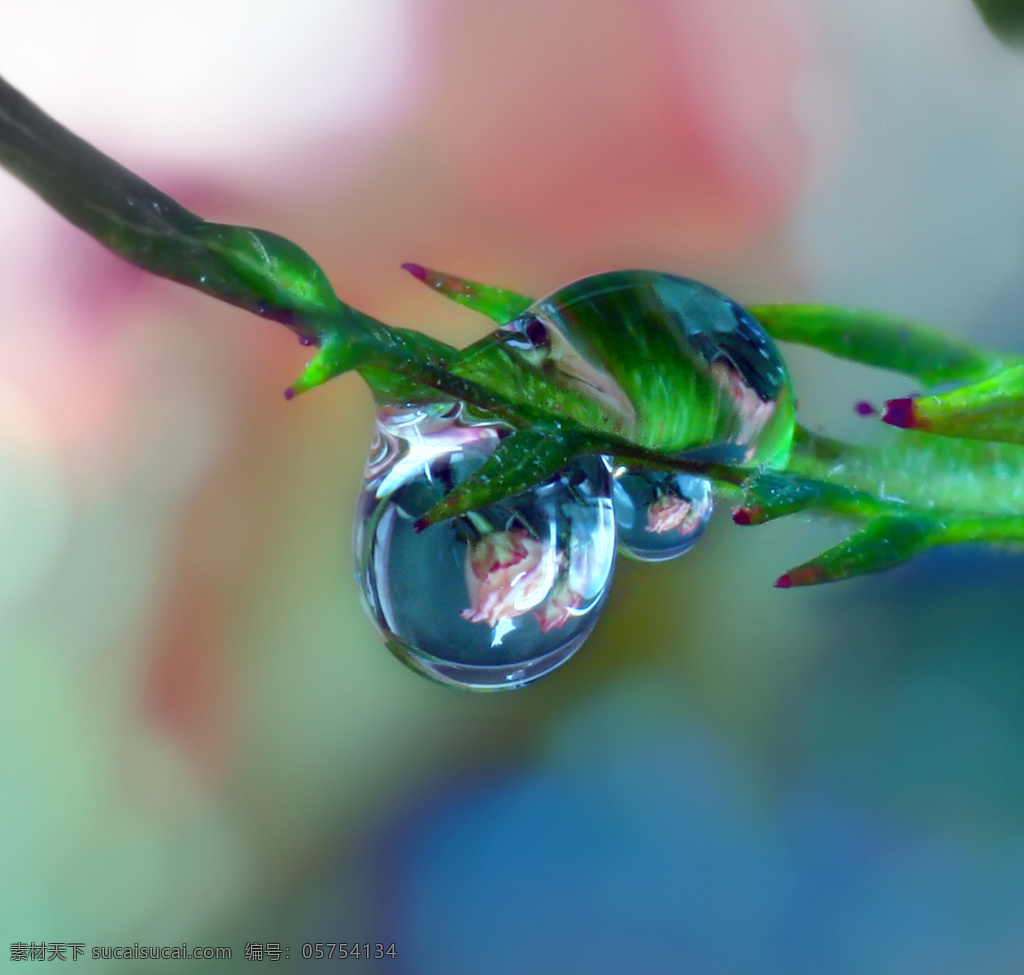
3 0 1024 971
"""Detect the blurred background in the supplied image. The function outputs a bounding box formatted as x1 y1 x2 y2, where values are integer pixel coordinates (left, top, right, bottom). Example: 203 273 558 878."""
3 0 1024 971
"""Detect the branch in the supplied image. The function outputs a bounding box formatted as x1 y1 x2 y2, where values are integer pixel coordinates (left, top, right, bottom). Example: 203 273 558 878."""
3 73 1024 589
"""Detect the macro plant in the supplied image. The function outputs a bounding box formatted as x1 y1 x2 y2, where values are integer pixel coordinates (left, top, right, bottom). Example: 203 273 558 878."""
2 71 1024 691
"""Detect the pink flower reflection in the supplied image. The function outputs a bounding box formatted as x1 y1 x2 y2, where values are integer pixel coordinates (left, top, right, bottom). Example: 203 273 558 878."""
645 493 701 535
710 360 778 459
533 537 603 634
461 529 557 627
533 574 582 634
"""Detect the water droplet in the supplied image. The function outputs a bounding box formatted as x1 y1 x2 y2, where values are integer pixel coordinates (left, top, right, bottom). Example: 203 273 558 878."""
354 403 617 690
612 468 713 561
497 271 795 466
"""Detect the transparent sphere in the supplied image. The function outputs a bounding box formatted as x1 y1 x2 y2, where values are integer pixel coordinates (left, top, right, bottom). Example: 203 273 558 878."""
611 467 713 562
498 271 795 467
354 403 617 691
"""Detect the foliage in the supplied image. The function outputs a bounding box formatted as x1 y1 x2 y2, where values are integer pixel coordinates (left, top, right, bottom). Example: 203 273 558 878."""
3 73 1024 591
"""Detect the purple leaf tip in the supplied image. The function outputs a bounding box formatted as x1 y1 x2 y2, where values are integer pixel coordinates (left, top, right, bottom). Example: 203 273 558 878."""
882 397 916 429
774 573 793 589
283 388 295 401
401 262 427 281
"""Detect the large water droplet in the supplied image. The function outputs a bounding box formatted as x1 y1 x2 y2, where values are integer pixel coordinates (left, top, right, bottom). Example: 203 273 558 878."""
612 467 713 562
354 403 617 691
497 271 795 467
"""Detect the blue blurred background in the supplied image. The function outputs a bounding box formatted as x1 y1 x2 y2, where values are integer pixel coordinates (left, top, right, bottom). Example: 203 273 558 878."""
3 0 1024 971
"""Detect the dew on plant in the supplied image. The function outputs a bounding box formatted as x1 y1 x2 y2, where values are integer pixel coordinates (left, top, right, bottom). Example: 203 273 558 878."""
497 271 795 467
353 403 617 691
611 468 713 562
4 70 1021 690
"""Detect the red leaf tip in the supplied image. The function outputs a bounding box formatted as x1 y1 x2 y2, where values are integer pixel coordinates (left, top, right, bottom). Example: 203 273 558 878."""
882 397 916 429
732 508 752 526
774 573 793 589
401 262 427 281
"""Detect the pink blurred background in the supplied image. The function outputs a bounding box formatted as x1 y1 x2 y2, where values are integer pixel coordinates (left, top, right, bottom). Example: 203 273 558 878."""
4 1 1024 971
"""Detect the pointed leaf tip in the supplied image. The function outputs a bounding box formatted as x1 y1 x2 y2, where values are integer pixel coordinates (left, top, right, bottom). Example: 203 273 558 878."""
283 387 295 401
774 566 823 588
732 508 753 526
882 397 917 429
394 264 534 323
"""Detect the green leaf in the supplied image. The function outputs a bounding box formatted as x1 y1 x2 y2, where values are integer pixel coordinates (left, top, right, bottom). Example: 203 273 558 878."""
733 468 896 525
749 304 1007 386
882 362 1024 445
775 515 935 587
414 427 589 528
402 264 533 324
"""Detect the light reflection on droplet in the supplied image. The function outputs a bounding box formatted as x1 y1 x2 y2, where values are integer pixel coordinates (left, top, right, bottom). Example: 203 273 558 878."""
354 403 617 691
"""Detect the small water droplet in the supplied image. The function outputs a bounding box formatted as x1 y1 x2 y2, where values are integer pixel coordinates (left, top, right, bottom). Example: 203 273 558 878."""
611 468 713 561
354 403 617 690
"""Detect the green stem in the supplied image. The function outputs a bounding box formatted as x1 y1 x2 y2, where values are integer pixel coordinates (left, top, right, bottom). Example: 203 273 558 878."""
6 72 1024 587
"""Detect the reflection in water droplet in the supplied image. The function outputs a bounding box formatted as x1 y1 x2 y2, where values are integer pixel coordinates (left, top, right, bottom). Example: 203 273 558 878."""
354 403 617 691
612 468 713 562
498 271 794 467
